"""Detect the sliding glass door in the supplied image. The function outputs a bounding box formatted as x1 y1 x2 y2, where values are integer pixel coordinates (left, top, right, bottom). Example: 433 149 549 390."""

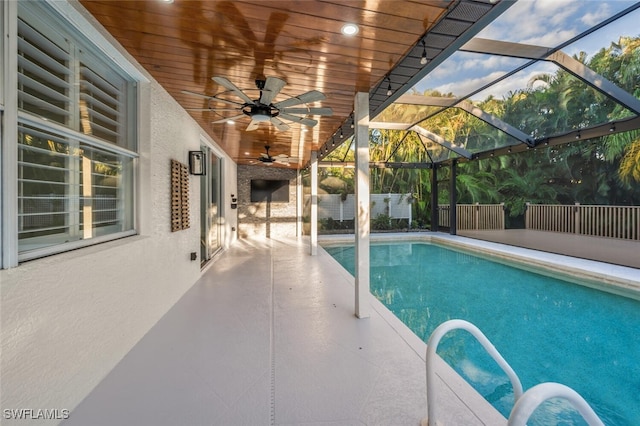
200 147 222 264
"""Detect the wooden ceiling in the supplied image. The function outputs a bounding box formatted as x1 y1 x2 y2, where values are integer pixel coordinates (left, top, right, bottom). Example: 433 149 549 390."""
78 0 502 169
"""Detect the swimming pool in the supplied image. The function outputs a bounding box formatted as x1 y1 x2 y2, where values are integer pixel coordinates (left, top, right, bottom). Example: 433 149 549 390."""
324 241 640 425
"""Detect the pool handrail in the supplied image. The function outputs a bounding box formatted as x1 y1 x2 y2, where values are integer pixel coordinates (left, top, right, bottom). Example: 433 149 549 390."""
508 382 605 426
424 319 523 426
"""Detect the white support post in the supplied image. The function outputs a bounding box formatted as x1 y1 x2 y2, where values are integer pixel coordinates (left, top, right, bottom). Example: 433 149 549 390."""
310 151 318 255
296 170 302 237
354 92 370 319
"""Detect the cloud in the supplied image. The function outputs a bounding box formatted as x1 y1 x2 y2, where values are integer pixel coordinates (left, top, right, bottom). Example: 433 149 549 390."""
476 0 582 45
581 3 611 26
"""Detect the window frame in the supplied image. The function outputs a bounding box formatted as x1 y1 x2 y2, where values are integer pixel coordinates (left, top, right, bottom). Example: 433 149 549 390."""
2 0 144 267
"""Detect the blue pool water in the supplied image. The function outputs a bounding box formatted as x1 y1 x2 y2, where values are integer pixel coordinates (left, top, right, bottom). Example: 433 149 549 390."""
324 242 640 425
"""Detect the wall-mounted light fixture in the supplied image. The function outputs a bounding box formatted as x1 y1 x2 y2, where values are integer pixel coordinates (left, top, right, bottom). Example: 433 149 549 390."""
189 151 206 175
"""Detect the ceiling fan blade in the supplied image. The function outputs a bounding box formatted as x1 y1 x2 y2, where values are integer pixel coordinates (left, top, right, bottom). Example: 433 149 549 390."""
260 77 286 105
273 90 325 108
246 120 261 131
281 107 333 116
279 113 318 127
181 90 213 99
211 114 245 124
187 108 239 112
212 76 254 105
210 96 245 107
270 117 290 131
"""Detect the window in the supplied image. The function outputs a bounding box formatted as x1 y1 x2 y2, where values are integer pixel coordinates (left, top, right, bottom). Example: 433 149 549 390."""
15 2 137 261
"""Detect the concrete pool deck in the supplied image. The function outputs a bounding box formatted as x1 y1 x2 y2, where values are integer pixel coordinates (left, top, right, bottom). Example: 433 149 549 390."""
63 236 504 426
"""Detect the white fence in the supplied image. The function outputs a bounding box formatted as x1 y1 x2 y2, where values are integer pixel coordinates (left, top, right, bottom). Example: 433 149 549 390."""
439 203 505 230
526 203 640 240
315 193 412 222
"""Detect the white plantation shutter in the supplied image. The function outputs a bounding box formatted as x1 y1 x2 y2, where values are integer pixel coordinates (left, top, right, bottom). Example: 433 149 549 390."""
16 2 137 261
17 18 72 125
79 62 128 145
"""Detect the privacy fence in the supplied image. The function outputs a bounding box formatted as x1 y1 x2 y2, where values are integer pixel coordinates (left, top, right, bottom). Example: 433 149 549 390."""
315 193 412 223
438 203 505 230
311 195 639 241
525 203 640 241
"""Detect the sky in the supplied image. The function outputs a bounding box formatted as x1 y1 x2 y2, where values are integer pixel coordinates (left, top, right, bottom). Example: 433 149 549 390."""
411 0 640 101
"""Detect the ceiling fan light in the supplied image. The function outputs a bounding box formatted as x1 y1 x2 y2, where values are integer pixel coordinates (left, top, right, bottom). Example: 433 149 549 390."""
252 113 271 122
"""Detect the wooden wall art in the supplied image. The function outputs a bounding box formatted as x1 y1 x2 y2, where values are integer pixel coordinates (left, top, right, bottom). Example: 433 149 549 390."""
171 159 190 232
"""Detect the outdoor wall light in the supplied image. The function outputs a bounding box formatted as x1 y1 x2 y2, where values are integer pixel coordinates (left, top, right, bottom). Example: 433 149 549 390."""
575 131 581 139
609 123 616 132
189 151 206 175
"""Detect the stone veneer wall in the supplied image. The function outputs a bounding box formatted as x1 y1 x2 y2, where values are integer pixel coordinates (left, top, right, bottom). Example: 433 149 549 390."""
237 165 298 239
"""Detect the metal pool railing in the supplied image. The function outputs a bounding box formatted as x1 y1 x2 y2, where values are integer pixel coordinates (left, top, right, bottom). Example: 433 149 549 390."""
423 319 604 426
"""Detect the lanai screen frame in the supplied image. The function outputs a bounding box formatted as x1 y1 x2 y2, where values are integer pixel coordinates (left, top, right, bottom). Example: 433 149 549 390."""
320 1 640 170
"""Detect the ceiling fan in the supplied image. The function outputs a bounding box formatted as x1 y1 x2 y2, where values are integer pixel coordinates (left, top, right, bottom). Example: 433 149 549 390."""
258 145 297 166
182 76 332 132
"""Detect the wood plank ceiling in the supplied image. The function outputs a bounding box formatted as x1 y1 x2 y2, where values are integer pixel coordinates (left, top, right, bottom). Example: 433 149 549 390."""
79 0 502 169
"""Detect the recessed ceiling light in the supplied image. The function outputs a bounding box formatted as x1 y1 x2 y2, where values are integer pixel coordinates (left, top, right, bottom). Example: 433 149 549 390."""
341 23 359 36
244 152 250 155
227 119 235 125
161 0 174 3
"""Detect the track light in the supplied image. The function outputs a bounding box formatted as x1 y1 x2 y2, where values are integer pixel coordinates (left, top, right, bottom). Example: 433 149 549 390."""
420 40 427 65
385 75 392 96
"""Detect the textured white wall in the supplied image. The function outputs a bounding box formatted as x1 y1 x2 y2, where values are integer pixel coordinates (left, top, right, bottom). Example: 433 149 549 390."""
0 7 237 426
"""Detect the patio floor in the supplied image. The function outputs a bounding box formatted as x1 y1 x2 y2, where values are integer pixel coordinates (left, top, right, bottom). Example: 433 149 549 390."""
63 236 503 426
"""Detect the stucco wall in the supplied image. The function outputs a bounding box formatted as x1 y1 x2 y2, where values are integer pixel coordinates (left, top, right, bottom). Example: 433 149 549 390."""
0 5 237 425
237 165 298 239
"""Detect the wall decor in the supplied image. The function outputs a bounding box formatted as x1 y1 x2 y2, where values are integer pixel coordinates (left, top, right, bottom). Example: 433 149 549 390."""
171 159 190 232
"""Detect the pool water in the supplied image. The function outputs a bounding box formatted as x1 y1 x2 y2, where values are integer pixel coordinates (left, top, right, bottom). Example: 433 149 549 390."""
324 242 640 426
